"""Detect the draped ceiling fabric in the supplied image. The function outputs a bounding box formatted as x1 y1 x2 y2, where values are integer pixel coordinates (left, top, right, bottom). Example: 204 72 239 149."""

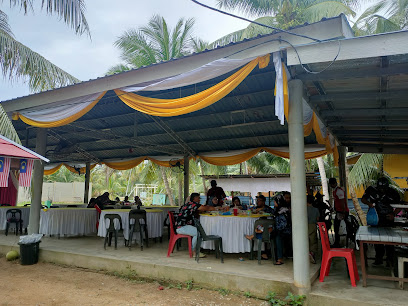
45 145 327 173
12 51 338 170
12 92 107 128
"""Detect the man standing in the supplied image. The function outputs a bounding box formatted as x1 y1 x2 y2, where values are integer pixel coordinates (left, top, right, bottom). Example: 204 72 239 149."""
206 180 226 205
329 178 349 248
361 177 400 266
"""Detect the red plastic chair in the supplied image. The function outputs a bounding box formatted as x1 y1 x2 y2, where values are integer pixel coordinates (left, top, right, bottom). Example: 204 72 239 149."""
318 222 359 287
167 211 192 258
95 204 102 230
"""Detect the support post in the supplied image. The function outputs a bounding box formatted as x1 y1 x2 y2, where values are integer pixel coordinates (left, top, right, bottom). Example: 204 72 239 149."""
28 128 47 234
84 162 91 204
288 79 310 294
338 146 348 196
184 155 190 202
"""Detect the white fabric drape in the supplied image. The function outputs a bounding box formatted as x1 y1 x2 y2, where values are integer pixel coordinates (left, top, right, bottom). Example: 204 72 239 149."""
119 57 256 93
97 210 163 240
0 207 30 230
200 215 260 253
273 52 285 125
39 208 97 236
18 92 105 123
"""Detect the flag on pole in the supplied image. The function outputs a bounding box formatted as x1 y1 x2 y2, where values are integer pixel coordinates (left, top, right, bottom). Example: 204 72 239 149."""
0 156 11 187
19 159 34 187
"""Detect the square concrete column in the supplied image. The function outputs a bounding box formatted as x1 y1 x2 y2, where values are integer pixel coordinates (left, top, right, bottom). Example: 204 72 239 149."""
28 128 47 234
288 79 310 293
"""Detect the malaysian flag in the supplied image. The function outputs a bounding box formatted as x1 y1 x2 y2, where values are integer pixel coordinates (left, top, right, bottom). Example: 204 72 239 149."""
0 156 11 187
19 159 34 187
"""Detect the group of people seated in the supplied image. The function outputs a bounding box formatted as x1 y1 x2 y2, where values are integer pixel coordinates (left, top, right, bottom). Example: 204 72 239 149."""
87 192 143 209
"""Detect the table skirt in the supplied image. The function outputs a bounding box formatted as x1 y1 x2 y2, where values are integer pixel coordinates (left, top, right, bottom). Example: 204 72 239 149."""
97 210 163 240
200 215 259 253
40 208 97 236
0 207 30 230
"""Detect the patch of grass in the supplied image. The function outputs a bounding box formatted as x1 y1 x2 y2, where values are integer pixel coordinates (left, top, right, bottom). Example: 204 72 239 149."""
185 279 194 290
217 288 230 296
285 292 305 306
244 291 252 298
266 291 306 306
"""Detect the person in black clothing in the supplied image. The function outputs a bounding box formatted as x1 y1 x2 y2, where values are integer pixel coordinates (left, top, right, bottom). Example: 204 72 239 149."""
207 180 226 205
362 177 401 266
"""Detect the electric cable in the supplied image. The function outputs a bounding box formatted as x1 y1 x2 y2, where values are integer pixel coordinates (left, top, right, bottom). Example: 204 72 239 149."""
190 0 322 42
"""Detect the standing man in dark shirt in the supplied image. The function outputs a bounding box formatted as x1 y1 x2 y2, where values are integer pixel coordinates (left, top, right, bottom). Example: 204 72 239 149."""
362 177 401 266
207 180 226 205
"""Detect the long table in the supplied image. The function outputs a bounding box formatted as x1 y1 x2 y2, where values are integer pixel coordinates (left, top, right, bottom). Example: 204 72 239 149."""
39 208 97 236
97 209 163 241
0 206 30 230
199 213 264 253
356 226 408 287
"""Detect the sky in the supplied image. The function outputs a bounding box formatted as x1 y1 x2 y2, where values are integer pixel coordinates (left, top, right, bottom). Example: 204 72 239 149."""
0 0 371 101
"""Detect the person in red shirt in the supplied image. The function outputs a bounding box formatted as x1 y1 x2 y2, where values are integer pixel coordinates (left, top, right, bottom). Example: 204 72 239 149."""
329 178 350 247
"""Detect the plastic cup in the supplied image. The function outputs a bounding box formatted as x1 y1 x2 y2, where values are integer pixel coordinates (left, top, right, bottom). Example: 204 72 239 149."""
233 208 238 216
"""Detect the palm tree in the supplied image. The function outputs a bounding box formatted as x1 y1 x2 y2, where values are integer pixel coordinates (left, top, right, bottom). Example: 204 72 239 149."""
213 0 358 46
352 0 408 35
107 15 196 74
0 0 90 142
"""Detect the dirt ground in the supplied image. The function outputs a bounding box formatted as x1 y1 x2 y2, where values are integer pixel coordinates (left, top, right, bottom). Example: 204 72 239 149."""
0 257 266 305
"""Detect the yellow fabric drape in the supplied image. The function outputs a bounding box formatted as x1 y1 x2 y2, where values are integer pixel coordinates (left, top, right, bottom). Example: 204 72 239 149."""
114 55 270 117
198 149 261 166
263 148 327 160
44 163 96 175
44 164 63 175
12 92 107 128
147 157 191 168
103 157 146 170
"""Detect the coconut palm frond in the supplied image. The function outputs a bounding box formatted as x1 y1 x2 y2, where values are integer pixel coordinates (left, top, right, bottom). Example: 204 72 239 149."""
0 105 21 144
348 153 383 190
241 16 277 38
0 10 13 36
303 1 356 23
190 37 210 53
105 64 131 76
216 0 279 17
10 0 90 37
0 30 80 92
209 28 245 48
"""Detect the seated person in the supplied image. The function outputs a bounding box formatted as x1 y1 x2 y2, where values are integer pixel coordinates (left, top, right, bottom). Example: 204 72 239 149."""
208 196 223 207
96 192 115 209
230 196 248 210
87 197 97 208
207 180 226 205
307 195 320 264
175 192 227 258
123 196 131 206
115 197 121 204
253 195 273 214
133 196 143 207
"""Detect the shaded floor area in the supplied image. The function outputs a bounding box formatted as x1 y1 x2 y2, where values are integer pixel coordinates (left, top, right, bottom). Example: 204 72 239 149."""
1 231 408 305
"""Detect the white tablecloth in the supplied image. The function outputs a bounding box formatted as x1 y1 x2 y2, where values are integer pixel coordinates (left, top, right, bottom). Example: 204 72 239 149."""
97 209 163 240
200 214 260 253
0 207 30 230
39 208 97 236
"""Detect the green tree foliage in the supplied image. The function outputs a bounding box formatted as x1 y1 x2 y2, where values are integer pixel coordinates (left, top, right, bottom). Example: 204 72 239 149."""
212 0 358 46
107 15 208 74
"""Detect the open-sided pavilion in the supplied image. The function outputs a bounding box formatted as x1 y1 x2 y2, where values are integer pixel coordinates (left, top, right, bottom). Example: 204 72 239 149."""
1 14 408 293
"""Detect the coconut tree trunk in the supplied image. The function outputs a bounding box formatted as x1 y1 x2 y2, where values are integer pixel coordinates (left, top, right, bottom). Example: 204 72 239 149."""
317 157 330 200
199 160 207 193
345 162 367 225
160 166 175 206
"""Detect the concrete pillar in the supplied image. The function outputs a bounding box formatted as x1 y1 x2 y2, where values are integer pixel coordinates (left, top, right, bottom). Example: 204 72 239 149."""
288 79 310 293
338 146 348 195
84 162 91 204
28 128 47 234
184 155 190 202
